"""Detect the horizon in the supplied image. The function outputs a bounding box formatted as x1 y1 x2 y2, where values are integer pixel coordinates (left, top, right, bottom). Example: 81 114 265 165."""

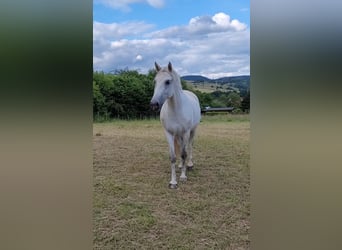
93 68 250 79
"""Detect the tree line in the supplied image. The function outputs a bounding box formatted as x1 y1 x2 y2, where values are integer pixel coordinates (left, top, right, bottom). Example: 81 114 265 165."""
93 70 250 121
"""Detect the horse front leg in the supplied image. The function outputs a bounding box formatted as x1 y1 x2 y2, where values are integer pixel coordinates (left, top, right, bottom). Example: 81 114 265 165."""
165 132 177 189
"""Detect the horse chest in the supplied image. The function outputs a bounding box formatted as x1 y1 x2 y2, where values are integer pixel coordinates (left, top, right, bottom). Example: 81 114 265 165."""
161 116 189 135
161 101 192 131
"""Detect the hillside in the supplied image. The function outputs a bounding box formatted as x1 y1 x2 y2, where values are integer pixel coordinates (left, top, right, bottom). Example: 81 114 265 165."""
181 75 250 95
181 75 211 82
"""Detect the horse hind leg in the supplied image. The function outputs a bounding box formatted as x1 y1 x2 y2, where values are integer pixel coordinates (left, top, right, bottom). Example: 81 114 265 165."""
173 136 182 169
187 128 196 171
179 131 190 182
179 148 188 182
175 136 184 170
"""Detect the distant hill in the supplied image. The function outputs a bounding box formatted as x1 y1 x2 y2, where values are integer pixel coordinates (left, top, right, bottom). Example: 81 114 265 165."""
181 75 249 84
181 75 211 82
181 74 250 95
215 75 250 84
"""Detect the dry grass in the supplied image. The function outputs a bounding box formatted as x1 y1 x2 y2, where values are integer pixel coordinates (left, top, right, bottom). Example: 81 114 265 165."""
93 115 250 249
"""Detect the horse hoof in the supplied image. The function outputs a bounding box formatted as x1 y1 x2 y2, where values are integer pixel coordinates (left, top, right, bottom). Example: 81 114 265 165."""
187 166 193 171
169 183 178 189
180 176 187 182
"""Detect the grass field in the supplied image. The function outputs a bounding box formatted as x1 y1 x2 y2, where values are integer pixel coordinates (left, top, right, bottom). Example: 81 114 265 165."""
93 114 250 249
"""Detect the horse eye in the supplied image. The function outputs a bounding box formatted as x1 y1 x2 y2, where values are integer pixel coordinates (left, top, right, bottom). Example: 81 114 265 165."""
165 80 170 85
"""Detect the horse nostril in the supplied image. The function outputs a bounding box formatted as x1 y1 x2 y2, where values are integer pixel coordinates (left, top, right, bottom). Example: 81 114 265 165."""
150 102 159 111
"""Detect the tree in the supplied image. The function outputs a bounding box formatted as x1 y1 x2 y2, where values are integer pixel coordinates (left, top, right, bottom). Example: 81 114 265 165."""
93 70 156 120
93 81 106 118
188 89 212 109
241 91 250 113
226 92 241 109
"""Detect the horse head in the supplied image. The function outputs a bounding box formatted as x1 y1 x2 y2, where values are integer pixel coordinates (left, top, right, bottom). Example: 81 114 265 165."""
150 62 180 111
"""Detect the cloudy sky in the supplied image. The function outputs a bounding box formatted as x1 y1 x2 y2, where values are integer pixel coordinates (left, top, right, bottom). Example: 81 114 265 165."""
93 0 250 78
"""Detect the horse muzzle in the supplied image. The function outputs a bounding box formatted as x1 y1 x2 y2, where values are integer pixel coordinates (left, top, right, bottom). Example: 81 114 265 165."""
150 101 160 111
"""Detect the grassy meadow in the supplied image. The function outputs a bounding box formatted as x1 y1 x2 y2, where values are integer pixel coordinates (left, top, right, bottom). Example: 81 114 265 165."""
93 114 250 249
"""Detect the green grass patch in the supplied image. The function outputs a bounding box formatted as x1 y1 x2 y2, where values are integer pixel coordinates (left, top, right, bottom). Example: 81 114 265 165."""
117 202 156 230
201 113 250 123
93 113 249 126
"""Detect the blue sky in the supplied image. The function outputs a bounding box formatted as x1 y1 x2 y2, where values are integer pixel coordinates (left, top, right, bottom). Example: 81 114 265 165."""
93 0 250 78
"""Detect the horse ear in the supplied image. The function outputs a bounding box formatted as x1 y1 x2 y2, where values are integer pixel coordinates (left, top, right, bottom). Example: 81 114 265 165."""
155 62 161 72
168 62 173 72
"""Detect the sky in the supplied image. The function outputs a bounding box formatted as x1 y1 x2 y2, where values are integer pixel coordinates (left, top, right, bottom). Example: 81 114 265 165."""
93 0 250 78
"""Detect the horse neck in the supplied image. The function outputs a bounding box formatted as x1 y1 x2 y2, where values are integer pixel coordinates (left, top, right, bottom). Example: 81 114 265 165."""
168 76 183 110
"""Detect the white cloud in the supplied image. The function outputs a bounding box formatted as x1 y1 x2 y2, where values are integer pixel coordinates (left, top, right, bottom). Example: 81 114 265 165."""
150 12 247 39
135 54 143 61
95 0 164 11
211 12 247 31
146 0 164 8
212 12 231 27
93 21 154 40
93 12 250 77
93 21 154 66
